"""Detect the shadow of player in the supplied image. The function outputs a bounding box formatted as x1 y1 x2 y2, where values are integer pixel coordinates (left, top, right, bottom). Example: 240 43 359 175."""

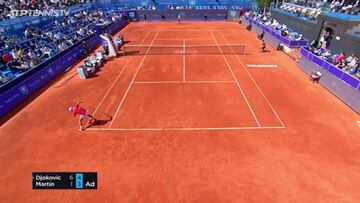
85 113 113 129
122 50 140 56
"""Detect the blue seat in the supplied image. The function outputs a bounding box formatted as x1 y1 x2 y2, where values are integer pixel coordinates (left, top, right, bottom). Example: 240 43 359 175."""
1 65 14 78
14 71 24 77
2 69 12 77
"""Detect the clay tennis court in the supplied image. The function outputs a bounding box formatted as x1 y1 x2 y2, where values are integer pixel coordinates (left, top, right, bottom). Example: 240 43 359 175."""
1 22 360 202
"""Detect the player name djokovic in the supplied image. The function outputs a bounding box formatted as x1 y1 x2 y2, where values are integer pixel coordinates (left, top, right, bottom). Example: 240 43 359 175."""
35 174 62 181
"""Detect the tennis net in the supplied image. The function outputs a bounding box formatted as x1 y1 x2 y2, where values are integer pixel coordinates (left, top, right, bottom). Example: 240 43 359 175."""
122 44 246 55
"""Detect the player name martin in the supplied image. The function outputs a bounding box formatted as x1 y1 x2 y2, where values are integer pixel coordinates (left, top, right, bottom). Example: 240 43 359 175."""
35 181 55 187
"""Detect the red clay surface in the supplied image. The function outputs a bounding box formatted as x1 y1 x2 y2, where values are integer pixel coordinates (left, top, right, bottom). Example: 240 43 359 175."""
1 22 360 202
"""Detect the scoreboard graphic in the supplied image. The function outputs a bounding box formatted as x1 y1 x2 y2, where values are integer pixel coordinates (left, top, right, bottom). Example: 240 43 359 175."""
32 172 97 189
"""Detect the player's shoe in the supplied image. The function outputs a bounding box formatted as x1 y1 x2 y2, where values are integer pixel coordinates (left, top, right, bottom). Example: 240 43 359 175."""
78 128 84 131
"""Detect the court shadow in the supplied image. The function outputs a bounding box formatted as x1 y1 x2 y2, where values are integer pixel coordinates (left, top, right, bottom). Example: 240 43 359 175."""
88 74 100 79
86 113 113 129
123 51 140 56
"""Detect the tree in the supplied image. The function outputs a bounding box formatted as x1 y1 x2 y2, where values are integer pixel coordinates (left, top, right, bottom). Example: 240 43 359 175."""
257 0 272 13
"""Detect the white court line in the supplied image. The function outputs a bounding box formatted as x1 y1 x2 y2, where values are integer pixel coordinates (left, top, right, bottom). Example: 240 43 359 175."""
89 31 151 118
132 81 236 84
183 39 186 82
186 80 236 84
87 126 285 131
155 39 214 41
219 31 286 127
109 31 160 128
149 30 242 32
91 58 132 116
133 81 182 84
209 30 261 127
124 44 247 47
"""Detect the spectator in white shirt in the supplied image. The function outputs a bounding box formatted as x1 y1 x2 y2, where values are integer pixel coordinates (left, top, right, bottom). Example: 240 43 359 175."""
77 28 86 37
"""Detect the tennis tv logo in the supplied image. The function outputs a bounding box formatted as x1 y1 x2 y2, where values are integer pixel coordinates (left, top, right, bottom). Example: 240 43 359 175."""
10 9 70 17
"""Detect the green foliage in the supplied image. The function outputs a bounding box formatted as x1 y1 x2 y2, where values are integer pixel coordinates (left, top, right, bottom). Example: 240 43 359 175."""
257 0 272 9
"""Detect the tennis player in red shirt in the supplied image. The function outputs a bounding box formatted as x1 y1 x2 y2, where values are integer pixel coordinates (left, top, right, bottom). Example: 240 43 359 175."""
68 101 96 131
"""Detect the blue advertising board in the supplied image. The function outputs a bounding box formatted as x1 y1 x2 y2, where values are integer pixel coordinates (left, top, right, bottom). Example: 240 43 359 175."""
127 10 139 21
301 48 360 90
135 9 228 21
298 48 360 114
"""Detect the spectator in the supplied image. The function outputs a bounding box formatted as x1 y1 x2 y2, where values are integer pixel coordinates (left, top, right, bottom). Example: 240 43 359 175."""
269 20 279 29
77 28 86 37
58 41 68 51
321 49 332 60
310 40 319 52
41 45 53 58
2 52 12 63
17 48 25 59
247 11 305 42
0 8 124 86
346 53 356 64
337 59 347 69
344 55 359 73
10 48 18 60
24 28 33 39
281 0 360 17
54 32 63 40
29 59 38 69
321 31 332 48
27 49 37 60
281 29 289 37
334 52 345 64
295 34 303 41
12 59 29 71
